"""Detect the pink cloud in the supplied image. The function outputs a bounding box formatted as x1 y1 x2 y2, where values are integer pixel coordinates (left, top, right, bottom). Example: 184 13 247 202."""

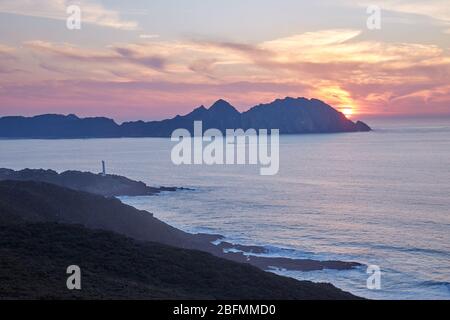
1 29 450 119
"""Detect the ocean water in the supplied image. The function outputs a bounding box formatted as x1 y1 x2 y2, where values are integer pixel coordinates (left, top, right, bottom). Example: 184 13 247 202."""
0 117 449 299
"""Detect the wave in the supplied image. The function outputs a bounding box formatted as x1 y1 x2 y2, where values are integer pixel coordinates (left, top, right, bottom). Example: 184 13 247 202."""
337 241 450 258
420 280 450 290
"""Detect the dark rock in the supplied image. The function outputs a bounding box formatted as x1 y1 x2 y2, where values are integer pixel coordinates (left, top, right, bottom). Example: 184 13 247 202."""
217 241 269 254
355 120 372 132
0 168 190 197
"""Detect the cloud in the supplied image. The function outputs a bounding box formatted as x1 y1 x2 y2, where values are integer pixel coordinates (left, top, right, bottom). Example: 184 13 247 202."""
0 0 138 30
113 47 167 70
262 29 362 50
0 79 312 121
0 44 21 74
0 44 16 59
186 29 450 115
356 0 450 23
2 27 450 117
139 34 160 39
24 40 167 73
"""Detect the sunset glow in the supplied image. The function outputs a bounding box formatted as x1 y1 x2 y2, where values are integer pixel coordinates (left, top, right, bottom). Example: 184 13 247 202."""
0 0 450 121
341 108 354 118
1 1 450 302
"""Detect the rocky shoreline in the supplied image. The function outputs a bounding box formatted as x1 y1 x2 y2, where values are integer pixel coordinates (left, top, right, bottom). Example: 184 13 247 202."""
0 178 363 299
0 168 193 197
0 168 362 274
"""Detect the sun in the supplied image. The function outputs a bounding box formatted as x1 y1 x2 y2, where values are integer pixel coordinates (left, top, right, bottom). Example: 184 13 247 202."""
341 107 353 118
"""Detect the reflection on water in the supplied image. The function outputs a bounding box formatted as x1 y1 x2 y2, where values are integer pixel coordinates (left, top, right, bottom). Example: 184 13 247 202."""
1 117 449 299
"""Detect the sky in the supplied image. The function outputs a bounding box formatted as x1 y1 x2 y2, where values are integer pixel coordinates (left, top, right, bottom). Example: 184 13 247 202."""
0 0 449 121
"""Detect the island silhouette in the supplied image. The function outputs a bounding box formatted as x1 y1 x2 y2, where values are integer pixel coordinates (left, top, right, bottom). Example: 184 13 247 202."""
0 97 371 139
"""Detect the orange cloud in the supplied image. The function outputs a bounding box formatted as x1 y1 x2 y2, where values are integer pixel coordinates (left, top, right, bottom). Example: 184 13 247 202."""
1 28 450 118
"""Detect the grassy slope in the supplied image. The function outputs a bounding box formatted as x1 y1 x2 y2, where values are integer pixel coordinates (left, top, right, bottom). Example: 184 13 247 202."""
0 222 357 300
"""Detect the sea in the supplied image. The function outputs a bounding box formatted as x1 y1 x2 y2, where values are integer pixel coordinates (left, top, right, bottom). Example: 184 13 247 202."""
0 117 449 300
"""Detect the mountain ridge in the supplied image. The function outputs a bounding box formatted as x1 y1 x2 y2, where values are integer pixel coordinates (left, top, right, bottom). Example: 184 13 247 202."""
0 97 371 138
